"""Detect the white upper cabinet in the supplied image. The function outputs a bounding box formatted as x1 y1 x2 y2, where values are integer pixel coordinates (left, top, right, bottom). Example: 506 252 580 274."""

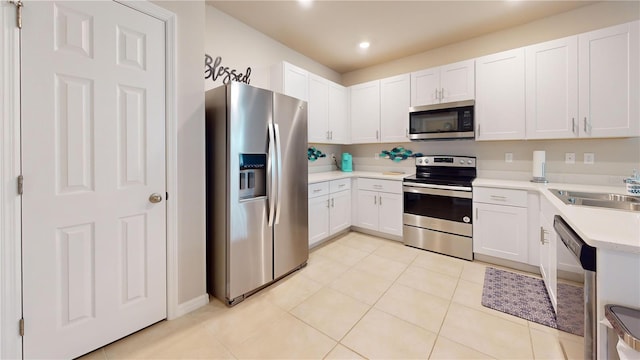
526 36 579 139
270 61 308 101
308 74 349 143
475 48 526 141
328 81 349 143
350 80 381 143
308 74 329 143
578 21 639 138
380 74 410 143
410 59 475 107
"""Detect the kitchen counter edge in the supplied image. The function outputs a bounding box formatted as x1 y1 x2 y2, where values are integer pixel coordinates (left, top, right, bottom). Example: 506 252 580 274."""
473 178 640 254
308 171 412 184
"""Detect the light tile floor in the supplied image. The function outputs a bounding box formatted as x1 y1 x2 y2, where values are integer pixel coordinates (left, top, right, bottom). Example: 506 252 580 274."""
81 232 584 359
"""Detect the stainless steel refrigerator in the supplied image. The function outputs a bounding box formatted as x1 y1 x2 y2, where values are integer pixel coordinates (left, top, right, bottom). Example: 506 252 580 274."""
205 82 308 306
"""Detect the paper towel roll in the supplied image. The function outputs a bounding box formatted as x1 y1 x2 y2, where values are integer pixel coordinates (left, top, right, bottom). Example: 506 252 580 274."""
532 150 546 179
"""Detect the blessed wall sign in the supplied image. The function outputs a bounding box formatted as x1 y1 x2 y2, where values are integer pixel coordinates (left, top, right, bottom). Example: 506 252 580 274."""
205 54 252 85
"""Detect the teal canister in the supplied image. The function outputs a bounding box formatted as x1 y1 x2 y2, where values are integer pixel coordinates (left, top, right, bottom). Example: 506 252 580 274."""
341 153 352 172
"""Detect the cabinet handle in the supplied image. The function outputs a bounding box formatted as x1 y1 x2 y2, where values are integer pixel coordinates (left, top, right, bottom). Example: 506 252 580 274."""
326 131 330 140
379 195 382 206
583 117 589 134
440 88 444 101
540 226 549 244
373 184 383 189
572 118 576 135
313 189 322 193
326 199 330 208
376 130 379 140
475 208 478 220
338 184 345 188
374 196 377 205
405 128 409 138
330 130 333 140
331 198 334 207
490 195 507 201
434 88 438 101
477 123 480 137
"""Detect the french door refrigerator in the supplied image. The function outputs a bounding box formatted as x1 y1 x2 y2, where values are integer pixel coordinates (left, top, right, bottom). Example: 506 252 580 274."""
205 82 308 306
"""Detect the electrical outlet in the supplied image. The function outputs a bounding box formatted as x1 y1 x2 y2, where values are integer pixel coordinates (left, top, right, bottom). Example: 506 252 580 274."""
584 152 595 164
565 153 575 164
505 153 513 163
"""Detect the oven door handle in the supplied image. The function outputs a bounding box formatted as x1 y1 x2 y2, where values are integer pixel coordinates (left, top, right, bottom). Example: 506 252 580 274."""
403 185 472 199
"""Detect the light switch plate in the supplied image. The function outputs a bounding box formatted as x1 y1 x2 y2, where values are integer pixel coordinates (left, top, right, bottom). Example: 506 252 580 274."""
505 153 513 163
584 152 595 164
565 153 575 164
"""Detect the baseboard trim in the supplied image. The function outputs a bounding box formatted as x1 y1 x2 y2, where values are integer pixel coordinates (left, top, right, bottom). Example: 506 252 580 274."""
171 294 209 320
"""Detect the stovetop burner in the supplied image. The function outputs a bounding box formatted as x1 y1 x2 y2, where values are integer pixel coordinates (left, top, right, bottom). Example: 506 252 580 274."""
404 155 477 188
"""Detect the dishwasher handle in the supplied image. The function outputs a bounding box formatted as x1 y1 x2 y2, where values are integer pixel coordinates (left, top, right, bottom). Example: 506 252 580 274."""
553 215 596 272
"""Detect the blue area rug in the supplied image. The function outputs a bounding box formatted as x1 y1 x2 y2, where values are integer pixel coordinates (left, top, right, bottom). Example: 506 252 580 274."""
481 267 583 336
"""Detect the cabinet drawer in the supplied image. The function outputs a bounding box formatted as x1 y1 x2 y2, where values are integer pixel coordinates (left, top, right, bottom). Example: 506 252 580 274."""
474 187 527 207
330 178 351 193
358 178 402 193
308 182 329 198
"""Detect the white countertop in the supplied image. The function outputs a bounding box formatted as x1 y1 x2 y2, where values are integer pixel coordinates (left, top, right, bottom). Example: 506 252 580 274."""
308 170 411 184
474 178 640 254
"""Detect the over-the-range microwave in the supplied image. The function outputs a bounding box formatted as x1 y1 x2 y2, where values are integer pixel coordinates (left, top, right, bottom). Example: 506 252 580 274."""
409 100 474 141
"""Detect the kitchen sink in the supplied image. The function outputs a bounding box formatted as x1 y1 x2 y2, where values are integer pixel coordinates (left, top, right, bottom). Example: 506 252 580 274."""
549 188 640 212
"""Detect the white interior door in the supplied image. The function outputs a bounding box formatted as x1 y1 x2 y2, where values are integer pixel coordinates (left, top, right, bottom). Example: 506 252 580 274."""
21 1 166 358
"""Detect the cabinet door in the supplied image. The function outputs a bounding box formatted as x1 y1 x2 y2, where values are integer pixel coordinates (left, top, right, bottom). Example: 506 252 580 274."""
578 21 639 138
350 80 380 143
473 202 528 263
329 190 351 235
539 211 557 312
475 48 526 141
356 190 379 231
282 62 309 101
526 36 579 139
308 74 329 143
308 194 330 247
328 81 349 144
380 74 410 143
440 59 475 103
378 192 403 236
410 67 440 107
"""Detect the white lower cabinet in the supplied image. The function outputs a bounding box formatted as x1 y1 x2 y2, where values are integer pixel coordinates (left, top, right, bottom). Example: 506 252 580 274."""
308 179 351 247
539 196 558 312
355 178 402 237
473 187 528 263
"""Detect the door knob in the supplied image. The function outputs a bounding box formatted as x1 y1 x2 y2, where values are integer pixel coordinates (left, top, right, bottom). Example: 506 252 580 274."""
149 193 163 203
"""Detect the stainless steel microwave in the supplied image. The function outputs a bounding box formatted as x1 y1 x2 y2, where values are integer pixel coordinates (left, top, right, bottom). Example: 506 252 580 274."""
409 100 474 140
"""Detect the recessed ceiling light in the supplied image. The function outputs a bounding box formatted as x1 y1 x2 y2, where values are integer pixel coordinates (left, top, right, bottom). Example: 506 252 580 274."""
298 0 313 8
359 41 370 49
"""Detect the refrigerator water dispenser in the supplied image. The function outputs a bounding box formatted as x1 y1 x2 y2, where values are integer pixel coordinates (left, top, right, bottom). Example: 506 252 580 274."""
239 154 266 200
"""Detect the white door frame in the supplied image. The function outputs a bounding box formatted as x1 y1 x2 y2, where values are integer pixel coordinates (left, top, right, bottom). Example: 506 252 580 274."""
0 1 179 358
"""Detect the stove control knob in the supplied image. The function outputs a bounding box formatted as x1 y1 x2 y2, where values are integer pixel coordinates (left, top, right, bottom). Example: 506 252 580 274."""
467 160 473 165
417 158 423 164
459 160 465 164
424 159 429 164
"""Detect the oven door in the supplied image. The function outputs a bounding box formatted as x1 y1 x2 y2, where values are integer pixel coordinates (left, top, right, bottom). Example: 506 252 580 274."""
403 184 472 237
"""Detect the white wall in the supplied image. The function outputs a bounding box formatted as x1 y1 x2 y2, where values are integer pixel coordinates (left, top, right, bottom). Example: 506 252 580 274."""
152 1 207 307
205 6 341 91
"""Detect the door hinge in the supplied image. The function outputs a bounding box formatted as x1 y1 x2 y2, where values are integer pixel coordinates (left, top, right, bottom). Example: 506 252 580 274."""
17 175 23 195
8 0 23 29
19 318 24 336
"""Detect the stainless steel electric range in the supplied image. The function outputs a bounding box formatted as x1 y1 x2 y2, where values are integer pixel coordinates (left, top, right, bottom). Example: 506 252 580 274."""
403 155 476 260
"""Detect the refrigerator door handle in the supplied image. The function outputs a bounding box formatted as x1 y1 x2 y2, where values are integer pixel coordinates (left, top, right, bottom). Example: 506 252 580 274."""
267 122 276 227
274 123 283 224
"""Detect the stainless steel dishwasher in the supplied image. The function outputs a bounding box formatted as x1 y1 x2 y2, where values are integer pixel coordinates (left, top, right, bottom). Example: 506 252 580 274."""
554 215 597 360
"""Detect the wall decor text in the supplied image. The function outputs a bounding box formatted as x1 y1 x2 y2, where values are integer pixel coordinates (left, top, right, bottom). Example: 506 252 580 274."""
205 54 251 85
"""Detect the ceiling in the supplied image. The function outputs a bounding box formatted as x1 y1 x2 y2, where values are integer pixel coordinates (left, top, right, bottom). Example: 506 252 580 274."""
207 1 597 74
